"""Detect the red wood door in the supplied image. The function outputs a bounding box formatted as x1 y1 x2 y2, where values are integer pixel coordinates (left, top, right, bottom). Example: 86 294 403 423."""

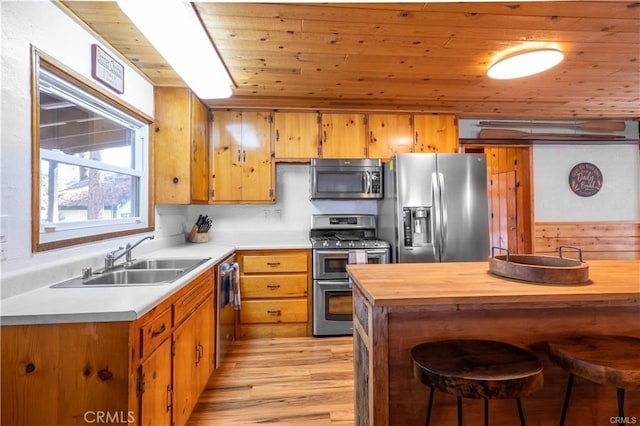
490 171 518 253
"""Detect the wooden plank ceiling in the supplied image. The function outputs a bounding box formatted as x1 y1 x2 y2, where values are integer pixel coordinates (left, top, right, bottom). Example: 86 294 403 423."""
61 1 640 119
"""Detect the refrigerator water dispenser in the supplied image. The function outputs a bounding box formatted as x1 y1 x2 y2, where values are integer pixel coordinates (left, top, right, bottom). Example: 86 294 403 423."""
403 207 431 247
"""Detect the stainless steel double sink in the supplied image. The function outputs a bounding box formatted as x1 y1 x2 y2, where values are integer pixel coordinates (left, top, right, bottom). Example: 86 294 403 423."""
52 257 211 288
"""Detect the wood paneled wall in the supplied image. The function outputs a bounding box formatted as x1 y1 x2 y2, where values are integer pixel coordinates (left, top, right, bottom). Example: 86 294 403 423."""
484 147 534 254
535 221 640 260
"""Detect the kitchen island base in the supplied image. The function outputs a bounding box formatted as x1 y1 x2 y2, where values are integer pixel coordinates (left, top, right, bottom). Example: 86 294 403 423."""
350 261 640 426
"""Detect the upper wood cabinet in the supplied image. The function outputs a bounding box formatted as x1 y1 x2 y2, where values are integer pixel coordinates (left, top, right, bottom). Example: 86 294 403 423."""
320 113 367 158
273 112 321 160
367 113 414 160
190 97 210 203
154 87 210 204
211 111 274 203
413 114 459 153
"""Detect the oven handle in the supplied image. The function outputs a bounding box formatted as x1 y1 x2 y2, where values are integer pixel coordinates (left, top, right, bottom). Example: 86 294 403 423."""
315 280 352 288
315 249 389 256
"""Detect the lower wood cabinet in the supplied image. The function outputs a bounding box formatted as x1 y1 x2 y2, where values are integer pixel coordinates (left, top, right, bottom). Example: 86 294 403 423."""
172 296 214 426
0 267 216 426
236 249 311 338
140 339 173 426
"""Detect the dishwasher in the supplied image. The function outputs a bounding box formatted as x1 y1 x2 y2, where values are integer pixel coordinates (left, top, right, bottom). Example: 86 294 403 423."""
216 254 240 368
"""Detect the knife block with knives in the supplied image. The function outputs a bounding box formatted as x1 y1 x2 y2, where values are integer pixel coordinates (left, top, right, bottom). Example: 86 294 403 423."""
189 214 211 243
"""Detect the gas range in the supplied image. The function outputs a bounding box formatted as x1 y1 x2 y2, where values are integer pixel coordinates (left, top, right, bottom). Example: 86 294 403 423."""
310 214 390 336
309 214 390 249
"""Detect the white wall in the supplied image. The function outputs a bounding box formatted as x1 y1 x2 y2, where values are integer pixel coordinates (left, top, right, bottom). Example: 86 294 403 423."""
0 1 185 297
533 145 640 221
459 119 640 222
186 164 378 240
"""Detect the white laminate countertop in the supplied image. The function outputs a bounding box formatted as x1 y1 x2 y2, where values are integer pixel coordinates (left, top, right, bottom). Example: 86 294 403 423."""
1 232 311 326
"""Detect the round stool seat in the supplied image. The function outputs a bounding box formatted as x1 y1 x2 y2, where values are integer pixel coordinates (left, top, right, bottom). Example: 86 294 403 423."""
548 335 640 389
411 339 544 400
547 335 640 426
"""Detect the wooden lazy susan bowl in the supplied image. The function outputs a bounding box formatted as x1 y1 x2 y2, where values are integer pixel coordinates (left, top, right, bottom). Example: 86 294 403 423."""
489 247 589 284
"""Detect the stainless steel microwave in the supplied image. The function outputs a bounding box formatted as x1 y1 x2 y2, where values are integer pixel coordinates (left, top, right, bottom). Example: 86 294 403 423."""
310 158 383 199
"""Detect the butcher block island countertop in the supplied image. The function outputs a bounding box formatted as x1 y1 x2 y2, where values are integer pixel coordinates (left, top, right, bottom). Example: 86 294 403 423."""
346 260 640 426
347 260 640 307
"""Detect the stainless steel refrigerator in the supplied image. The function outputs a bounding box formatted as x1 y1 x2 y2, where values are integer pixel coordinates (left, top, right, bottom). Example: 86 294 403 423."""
378 153 490 263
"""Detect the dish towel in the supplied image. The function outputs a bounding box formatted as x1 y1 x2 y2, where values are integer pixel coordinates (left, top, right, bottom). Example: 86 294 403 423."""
347 250 367 289
232 262 241 310
348 249 367 264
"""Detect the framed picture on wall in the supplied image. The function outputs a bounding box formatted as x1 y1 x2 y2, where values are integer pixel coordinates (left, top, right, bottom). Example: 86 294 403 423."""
568 162 603 197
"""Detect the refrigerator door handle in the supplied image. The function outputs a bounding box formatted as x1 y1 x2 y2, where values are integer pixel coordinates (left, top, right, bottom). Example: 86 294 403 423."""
431 172 441 259
438 172 448 257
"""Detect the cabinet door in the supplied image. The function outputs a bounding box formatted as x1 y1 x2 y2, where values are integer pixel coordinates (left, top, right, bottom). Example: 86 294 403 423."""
154 87 191 204
211 111 243 201
194 296 215 391
367 114 413 160
273 112 321 159
190 94 210 203
413 114 459 153
172 298 214 426
140 339 172 426
241 111 274 201
321 113 367 158
172 311 198 426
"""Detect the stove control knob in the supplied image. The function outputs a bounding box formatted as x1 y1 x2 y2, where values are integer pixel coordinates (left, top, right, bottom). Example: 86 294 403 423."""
373 241 379 247
361 241 367 247
322 240 329 247
336 241 342 247
348 241 355 247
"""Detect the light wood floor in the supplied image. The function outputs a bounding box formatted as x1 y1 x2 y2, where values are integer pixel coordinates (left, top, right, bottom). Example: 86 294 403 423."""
187 336 355 425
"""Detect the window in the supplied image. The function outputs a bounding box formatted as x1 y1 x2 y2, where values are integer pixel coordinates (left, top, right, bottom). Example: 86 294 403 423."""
33 53 152 251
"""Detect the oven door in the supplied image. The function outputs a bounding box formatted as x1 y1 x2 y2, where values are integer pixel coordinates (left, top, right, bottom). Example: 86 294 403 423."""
313 280 354 336
313 248 389 280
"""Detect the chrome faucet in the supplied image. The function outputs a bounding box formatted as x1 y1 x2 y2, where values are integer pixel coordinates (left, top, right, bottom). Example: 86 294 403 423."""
104 235 155 269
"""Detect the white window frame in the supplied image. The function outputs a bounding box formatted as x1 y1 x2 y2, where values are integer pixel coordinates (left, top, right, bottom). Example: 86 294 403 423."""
32 52 153 252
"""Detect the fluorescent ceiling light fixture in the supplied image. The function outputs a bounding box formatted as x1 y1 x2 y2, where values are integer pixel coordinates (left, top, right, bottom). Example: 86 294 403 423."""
488 48 564 79
117 0 233 99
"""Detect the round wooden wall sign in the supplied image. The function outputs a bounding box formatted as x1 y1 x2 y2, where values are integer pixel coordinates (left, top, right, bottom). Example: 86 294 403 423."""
568 162 603 197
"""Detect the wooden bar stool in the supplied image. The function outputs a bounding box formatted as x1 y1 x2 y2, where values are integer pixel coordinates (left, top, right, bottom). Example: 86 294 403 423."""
411 339 544 426
547 335 640 426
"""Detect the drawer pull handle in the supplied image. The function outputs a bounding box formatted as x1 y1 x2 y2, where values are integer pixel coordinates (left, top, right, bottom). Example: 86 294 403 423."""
195 342 203 366
151 323 166 338
267 284 281 289
266 262 281 267
267 309 282 316
166 385 172 411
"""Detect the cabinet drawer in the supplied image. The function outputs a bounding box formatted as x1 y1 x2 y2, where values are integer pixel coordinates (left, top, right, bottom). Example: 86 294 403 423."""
174 270 214 326
237 323 308 339
242 254 308 274
239 299 307 324
240 274 308 298
139 307 172 359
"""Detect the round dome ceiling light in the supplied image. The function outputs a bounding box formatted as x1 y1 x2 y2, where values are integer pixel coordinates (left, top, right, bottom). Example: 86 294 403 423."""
487 48 564 79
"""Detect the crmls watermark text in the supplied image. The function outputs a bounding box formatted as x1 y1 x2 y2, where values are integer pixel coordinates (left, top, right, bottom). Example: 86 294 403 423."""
610 417 637 424
84 411 135 424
